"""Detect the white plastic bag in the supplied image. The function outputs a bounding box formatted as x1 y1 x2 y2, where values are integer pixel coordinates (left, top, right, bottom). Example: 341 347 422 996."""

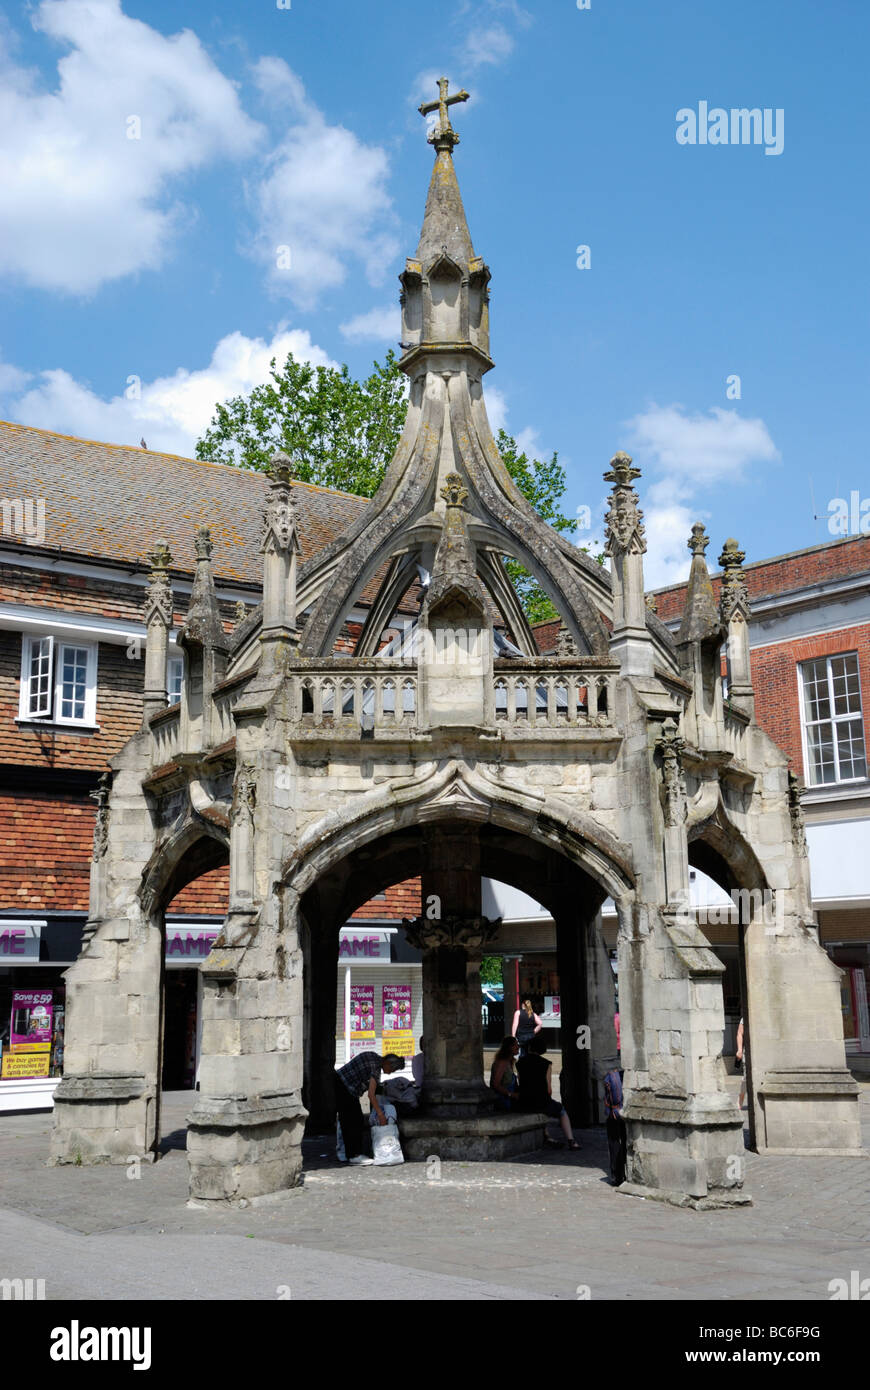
369 1101 403 1165
370 1118 404 1166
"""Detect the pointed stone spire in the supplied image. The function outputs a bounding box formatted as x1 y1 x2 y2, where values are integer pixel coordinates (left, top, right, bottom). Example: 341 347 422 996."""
178 527 228 655
400 79 491 371
677 524 722 645
416 79 474 270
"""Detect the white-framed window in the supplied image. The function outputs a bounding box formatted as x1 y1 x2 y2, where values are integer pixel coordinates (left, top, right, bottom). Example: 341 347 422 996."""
167 655 184 706
18 634 98 726
799 652 867 786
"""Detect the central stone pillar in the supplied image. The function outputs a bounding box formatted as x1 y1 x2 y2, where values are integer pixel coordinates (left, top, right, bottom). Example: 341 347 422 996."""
409 827 494 1114
398 825 548 1159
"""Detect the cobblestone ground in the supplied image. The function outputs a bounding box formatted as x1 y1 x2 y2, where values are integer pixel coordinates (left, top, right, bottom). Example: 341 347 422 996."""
0 1081 867 1301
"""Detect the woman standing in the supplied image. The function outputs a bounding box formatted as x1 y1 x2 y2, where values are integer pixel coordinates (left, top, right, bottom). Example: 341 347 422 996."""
511 998 542 1057
490 1036 520 1110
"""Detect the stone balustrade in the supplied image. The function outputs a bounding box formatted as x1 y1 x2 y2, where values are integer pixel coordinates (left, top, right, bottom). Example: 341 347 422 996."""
290 660 419 730
492 659 619 727
149 703 181 766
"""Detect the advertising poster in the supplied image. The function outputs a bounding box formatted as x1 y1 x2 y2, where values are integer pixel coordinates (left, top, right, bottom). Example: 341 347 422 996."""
382 985 414 1056
10 990 53 1053
2 1052 51 1079
350 985 375 1037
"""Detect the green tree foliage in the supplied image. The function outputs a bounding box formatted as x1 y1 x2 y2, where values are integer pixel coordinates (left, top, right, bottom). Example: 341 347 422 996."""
195 352 589 622
195 351 408 496
480 955 503 987
495 429 577 625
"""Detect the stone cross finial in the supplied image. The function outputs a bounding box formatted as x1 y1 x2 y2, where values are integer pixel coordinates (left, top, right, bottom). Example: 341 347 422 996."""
440 472 469 508
718 536 750 624
419 77 470 151
194 525 213 561
688 523 709 557
604 452 646 556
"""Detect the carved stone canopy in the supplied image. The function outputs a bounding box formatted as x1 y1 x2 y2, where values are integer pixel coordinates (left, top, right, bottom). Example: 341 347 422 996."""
402 915 501 954
90 770 112 861
144 541 174 630
787 770 808 856
261 453 300 556
655 716 688 827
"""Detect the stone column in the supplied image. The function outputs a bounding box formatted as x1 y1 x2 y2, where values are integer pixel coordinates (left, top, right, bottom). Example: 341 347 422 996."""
404 826 498 1114
718 538 755 719
604 452 654 677
141 541 174 728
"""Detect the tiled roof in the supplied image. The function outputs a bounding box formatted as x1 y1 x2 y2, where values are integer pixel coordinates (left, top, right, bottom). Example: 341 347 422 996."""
0 420 369 584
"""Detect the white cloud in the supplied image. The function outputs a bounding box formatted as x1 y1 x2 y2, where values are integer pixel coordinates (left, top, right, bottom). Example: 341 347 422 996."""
249 58 399 309
339 305 400 345
0 0 262 294
624 403 780 586
464 23 515 68
482 385 509 434
4 327 335 456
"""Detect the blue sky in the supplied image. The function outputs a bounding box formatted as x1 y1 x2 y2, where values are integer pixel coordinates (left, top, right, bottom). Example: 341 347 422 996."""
1 0 867 584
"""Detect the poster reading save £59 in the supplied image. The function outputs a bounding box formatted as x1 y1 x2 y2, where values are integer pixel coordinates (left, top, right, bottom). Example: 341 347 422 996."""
1 990 54 1079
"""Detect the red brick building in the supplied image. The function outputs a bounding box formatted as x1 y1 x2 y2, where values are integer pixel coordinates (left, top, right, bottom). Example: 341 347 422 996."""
0 422 421 1105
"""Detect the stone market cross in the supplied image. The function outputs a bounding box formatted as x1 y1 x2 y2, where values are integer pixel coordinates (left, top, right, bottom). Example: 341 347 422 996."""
50 80 861 1207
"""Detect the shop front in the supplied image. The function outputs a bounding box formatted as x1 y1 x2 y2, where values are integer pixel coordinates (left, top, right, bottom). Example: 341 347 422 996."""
0 917 80 1112
334 926 423 1066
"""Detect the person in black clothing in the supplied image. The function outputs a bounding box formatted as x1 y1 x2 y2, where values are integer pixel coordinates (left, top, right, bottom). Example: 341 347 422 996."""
334 1051 405 1165
516 1035 580 1149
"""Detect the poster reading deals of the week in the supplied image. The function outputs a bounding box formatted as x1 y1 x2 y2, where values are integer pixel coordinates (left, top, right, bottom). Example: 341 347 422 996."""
382 985 414 1057
1 990 54 1079
349 985 375 1056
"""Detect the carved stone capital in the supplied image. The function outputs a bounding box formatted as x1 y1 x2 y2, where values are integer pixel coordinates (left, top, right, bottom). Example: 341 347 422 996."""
402 915 501 954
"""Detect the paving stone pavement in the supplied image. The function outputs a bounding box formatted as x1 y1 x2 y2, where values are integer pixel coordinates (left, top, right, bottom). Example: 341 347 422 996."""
0 1081 868 1301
